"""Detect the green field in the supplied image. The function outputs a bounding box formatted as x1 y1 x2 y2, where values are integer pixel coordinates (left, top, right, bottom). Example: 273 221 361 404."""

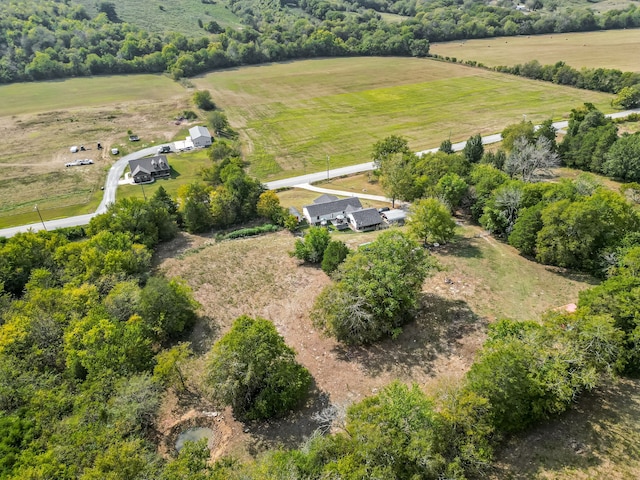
0 74 184 116
431 29 640 72
193 57 614 180
75 0 243 37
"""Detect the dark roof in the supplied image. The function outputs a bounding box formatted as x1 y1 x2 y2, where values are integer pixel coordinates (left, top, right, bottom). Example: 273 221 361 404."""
131 166 151 177
349 208 383 229
313 194 339 204
288 206 301 218
128 155 170 176
304 197 362 218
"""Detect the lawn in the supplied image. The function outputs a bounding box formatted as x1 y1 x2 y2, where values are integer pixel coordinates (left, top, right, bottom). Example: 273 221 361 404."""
193 57 614 180
428 223 597 321
118 150 212 201
430 29 640 72
74 0 243 37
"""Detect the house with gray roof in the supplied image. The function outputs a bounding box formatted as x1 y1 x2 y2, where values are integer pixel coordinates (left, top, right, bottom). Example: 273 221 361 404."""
347 207 383 232
313 194 339 204
128 155 171 184
303 197 362 225
189 126 212 148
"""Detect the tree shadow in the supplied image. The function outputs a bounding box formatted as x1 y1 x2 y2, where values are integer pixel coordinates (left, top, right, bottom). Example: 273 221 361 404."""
243 381 333 454
434 234 484 259
544 265 600 286
491 378 640 478
331 294 485 378
186 314 220 355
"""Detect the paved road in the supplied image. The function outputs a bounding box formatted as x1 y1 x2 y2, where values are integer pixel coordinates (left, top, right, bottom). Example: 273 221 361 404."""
0 146 159 238
2 108 640 238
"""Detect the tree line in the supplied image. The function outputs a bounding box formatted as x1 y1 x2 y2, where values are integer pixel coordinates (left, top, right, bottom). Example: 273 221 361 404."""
3 0 640 83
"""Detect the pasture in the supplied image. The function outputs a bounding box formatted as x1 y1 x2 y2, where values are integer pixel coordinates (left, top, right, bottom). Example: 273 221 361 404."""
193 57 614 180
431 29 640 72
0 75 189 227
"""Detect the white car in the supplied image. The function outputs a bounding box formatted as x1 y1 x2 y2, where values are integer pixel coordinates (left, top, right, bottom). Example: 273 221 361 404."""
111 148 119 155
65 159 93 167
70 146 79 153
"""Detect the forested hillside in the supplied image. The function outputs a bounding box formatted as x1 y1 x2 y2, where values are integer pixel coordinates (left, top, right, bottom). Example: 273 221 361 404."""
2 0 640 83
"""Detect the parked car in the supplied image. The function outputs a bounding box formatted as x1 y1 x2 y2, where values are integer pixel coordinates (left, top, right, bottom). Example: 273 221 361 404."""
65 159 93 167
157 145 171 154
70 146 79 153
111 148 119 155
129 135 140 142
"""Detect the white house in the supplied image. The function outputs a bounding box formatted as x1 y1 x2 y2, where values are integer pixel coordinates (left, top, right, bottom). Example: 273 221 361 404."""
189 126 212 148
302 197 362 225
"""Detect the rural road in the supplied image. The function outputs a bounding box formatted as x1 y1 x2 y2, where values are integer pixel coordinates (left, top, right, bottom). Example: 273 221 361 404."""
2 108 639 238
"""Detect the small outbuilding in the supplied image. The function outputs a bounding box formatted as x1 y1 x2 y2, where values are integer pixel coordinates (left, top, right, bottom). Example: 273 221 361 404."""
189 126 213 148
128 155 171 184
381 209 407 225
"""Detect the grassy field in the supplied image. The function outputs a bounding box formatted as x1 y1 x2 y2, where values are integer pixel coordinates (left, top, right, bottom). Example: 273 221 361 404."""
75 0 243 37
0 74 184 116
193 57 614 180
430 29 640 72
0 75 192 227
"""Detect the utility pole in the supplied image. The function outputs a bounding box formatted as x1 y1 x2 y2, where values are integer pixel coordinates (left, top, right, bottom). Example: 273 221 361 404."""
34 204 47 231
326 155 330 179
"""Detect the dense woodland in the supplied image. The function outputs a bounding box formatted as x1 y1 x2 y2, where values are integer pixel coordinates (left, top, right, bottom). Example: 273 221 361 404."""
2 0 640 83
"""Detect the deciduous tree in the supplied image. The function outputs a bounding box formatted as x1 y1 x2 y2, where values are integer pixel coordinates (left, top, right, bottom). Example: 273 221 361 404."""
408 198 456 245
205 316 311 420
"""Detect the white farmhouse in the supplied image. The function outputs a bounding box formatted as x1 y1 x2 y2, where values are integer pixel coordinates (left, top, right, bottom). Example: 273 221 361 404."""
189 126 213 148
302 197 362 225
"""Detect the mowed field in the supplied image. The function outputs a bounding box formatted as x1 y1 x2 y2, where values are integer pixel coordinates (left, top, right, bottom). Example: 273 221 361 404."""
193 57 614 180
0 75 188 227
431 29 640 71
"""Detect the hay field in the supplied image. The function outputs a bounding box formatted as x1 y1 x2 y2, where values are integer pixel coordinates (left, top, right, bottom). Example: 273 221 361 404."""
193 57 613 180
0 75 189 227
431 29 640 71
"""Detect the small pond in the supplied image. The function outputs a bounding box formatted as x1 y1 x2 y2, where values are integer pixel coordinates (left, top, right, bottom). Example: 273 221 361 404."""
175 427 215 452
